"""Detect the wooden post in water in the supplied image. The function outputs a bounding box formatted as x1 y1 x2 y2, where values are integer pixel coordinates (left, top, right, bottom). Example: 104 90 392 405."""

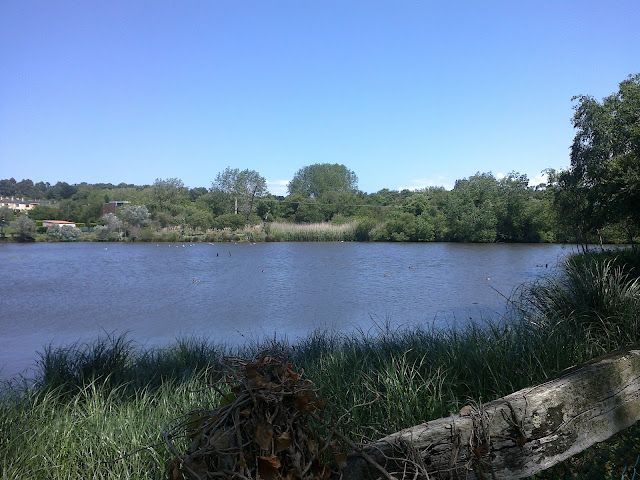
337 344 640 479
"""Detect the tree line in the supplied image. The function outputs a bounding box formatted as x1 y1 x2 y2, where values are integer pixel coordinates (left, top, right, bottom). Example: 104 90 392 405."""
2 74 638 247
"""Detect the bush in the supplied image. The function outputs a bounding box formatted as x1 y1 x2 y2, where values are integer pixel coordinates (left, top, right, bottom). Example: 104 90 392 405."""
46 224 82 241
354 217 378 241
212 214 248 230
93 225 119 241
9 215 36 242
513 250 640 356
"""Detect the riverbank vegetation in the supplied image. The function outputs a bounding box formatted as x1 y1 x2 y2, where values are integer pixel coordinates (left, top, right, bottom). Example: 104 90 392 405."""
2 249 640 478
1 73 638 247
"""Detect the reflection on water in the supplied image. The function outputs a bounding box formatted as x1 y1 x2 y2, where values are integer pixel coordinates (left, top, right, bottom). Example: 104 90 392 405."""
0 241 571 379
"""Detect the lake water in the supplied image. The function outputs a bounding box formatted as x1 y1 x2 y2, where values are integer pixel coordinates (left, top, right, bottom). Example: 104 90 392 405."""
0 241 571 380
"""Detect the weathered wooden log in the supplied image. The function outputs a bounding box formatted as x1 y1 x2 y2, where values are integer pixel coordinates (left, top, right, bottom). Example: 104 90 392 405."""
337 344 640 479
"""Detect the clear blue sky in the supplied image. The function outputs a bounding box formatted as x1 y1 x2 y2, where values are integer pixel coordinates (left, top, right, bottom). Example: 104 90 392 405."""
1 1 638 195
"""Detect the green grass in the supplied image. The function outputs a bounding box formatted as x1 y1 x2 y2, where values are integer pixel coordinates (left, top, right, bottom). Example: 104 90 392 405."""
2 250 640 479
1 373 221 479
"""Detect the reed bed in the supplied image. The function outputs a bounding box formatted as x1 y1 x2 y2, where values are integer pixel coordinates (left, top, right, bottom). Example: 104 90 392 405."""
266 221 356 242
2 250 640 479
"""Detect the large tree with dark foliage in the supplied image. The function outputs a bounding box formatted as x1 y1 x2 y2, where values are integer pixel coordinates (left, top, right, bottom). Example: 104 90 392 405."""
211 167 267 219
288 163 358 198
556 73 640 250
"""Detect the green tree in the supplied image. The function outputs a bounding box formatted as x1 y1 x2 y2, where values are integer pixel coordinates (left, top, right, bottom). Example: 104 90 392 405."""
374 212 416 242
27 205 62 221
120 205 150 240
46 181 77 200
94 213 122 241
288 163 358 198
549 168 597 250
0 178 18 196
104 212 122 232
0 205 13 238
0 178 50 198
562 73 640 250
256 196 283 221
200 189 230 216
189 187 208 202
182 203 214 231
212 168 267 219
149 178 190 216
294 199 325 223
10 215 36 242
212 214 249 230
445 173 499 242
354 217 378 241
495 172 538 242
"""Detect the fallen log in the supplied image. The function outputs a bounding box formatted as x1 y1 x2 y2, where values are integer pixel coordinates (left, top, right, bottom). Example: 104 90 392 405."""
337 344 640 479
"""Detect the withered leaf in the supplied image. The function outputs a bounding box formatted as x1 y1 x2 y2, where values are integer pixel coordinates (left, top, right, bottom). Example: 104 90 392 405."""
240 407 252 418
168 458 182 480
253 422 274 451
333 451 348 468
285 467 303 480
274 431 292 452
285 369 300 382
292 391 310 412
247 365 278 390
310 395 328 411
275 364 286 378
258 454 281 480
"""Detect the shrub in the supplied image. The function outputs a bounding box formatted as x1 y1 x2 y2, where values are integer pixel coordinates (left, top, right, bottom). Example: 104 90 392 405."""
46 224 82 242
354 217 378 241
513 251 640 356
9 215 36 242
212 214 248 230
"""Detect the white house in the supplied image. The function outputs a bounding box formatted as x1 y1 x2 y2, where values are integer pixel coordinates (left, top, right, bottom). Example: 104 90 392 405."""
0 197 40 212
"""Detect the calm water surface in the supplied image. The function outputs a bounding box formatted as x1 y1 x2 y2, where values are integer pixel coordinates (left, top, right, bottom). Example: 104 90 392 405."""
1 242 571 379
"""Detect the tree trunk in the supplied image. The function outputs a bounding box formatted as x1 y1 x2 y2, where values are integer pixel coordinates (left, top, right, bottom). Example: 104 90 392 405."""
338 344 640 479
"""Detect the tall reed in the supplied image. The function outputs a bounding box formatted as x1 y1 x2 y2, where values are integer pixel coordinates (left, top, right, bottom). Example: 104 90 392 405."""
266 221 356 242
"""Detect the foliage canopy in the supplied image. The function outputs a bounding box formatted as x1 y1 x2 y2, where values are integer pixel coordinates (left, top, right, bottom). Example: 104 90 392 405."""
288 163 358 198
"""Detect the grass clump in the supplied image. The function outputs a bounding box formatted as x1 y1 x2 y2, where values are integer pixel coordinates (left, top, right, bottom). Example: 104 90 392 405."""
33 334 228 397
0 371 220 480
513 252 640 359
